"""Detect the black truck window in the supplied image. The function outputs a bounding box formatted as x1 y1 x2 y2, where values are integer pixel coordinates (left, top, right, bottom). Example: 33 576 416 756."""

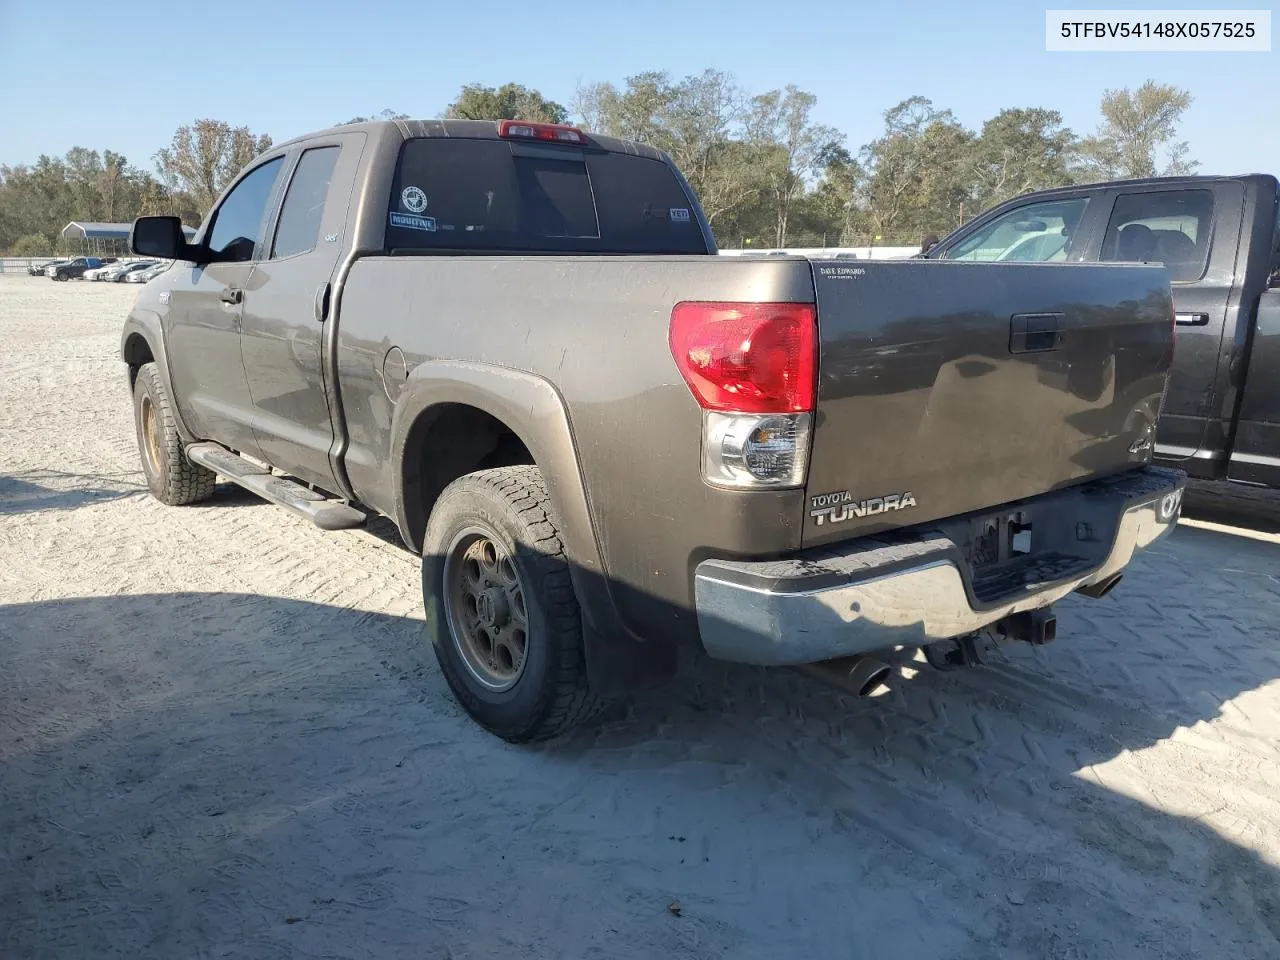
940 197 1089 262
272 146 341 259
1100 190 1215 282
207 157 285 262
384 138 709 255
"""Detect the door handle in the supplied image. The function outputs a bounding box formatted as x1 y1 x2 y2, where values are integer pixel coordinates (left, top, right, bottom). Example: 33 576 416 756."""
1175 312 1209 326
314 281 331 323
220 288 243 306
1009 313 1063 354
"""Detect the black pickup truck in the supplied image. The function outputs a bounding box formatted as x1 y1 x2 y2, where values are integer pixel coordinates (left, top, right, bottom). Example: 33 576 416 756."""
927 174 1280 491
122 118 1184 742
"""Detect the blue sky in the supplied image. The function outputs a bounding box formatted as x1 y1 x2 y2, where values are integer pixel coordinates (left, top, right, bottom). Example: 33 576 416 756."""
1 0 1274 175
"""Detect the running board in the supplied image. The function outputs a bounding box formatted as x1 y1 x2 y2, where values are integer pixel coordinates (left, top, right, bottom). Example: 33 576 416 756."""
185 442 367 531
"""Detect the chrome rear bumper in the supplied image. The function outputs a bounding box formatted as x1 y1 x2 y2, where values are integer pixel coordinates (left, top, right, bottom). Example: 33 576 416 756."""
694 467 1185 665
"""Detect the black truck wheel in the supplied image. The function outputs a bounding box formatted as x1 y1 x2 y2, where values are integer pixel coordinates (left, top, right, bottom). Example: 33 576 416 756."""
422 465 601 742
132 362 216 506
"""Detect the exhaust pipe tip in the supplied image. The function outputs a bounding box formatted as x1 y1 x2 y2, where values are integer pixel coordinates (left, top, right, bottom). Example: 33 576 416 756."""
799 655 894 698
846 657 893 697
1077 572 1124 599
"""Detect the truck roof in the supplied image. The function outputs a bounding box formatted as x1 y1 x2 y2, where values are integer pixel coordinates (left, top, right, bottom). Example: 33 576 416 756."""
1009 172 1277 197
274 118 667 163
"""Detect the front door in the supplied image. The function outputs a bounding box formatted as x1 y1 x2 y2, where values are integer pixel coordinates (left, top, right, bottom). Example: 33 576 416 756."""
165 155 287 459
239 134 364 492
1095 184 1244 460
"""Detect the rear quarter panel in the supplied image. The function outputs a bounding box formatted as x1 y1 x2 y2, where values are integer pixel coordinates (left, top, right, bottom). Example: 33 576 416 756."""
337 255 814 643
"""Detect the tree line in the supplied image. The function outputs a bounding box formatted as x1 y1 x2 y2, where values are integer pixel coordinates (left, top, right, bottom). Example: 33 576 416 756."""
0 76 1195 256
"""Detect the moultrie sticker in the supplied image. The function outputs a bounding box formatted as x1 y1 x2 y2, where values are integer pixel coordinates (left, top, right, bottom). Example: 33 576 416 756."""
389 212 437 232
400 185 428 213
670 207 691 222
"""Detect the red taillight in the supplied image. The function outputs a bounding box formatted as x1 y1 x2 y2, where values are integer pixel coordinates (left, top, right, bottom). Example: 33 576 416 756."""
497 119 588 145
669 302 817 414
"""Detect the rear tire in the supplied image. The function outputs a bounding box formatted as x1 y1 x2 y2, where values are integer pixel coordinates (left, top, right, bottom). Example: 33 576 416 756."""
132 362 216 506
422 465 602 742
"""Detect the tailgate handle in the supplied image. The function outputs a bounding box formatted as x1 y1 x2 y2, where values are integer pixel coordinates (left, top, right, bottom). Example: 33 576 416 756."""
1175 312 1209 326
1009 313 1063 354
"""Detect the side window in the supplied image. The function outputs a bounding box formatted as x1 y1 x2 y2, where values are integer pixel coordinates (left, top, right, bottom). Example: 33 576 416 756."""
940 198 1090 263
271 146 341 259
206 157 285 262
1099 189 1214 283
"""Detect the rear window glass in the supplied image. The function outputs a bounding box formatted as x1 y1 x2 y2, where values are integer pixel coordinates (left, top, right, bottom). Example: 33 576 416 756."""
1100 189 1215 282
385 138 708 255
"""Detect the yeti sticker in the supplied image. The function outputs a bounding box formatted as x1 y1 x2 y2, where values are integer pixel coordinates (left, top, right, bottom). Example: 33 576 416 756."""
400 186 428 214
670 207 691 222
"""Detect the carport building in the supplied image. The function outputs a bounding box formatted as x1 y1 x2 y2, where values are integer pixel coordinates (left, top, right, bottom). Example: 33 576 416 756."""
60 221 197 257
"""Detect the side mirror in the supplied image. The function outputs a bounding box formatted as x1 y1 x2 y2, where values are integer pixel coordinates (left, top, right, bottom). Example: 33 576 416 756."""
130 216 202 263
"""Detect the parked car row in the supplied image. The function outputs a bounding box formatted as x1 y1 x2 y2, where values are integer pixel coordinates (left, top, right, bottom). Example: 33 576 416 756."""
85 259 164 282
122 260 173 283
26 257 107 278
23 256 172 283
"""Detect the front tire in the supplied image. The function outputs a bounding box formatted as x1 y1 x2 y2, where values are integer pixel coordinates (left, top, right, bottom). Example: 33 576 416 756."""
422 465 601 742
132 362 216 506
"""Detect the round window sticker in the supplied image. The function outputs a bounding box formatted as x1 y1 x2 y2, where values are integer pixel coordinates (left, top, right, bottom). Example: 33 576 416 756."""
401 186 428 214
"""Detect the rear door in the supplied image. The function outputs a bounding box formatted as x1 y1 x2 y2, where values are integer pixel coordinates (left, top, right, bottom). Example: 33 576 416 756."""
1093 184 1242 462
239 133 364 490
803 258 1173 546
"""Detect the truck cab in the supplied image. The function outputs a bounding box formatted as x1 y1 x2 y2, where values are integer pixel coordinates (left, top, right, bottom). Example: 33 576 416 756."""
927 174 1280 489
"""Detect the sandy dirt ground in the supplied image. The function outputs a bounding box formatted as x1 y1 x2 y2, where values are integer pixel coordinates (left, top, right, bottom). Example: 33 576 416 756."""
2 274 1280 960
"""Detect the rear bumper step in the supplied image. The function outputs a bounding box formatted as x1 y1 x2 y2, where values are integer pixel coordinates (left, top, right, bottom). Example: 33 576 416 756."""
693 466 1185 665
185 442 366 531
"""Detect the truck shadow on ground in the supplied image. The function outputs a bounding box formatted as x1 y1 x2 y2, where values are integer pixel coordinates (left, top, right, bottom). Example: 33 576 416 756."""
0 470 146 516
1182 479 1280 534
2 520 1278 958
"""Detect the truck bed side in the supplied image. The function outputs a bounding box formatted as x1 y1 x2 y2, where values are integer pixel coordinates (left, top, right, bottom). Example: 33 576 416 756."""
337 255 814 643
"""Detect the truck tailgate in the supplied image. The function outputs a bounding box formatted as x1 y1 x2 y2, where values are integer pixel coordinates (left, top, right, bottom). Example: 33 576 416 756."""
803 259 1173 546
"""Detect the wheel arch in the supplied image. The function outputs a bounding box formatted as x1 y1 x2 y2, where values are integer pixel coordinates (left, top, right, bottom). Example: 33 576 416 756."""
120 312 197 442
389 361 666 692
390 361 600 570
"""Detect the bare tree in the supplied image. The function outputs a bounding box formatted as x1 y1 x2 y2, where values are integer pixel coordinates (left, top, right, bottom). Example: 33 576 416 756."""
154 120 273 214
744 86 842 246
1080 81 1197 180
